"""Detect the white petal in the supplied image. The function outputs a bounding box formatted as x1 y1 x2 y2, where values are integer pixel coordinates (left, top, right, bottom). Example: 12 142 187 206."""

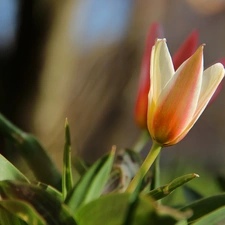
150 39 174 103
195 63 225 116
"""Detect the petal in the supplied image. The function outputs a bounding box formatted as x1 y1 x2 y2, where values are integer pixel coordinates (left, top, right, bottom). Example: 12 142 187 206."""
172 30 199 70
150 45 204 145
196 63 225 116
208 57 225 105
171 63 225 145
150 39 174 104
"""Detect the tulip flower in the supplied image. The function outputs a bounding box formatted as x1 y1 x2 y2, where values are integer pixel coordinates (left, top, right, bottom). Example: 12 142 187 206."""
148 39 225 146
127 39 224 193
135 24 198 129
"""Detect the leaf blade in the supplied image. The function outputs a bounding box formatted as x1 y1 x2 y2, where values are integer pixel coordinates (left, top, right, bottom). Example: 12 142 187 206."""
0 199 46 225
62 119 73 201
180 193 225 223
148 173 199 200
192 206 225 225
0 154 29 183
0 180 77 225
65 149 115 212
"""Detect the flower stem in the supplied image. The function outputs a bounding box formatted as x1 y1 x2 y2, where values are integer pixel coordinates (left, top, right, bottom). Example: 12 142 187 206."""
132 130 150 153
126 141 162 193
151 152 161 190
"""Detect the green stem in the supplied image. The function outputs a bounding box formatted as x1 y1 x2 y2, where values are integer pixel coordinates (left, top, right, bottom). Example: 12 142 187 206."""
151 152 161 190
126 141 162 193
132 130 150 153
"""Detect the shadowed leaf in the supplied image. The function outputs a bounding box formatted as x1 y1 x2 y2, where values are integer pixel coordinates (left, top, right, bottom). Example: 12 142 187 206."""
0 180 77 225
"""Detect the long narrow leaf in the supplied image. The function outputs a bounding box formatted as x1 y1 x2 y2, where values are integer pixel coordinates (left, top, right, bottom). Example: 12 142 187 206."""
0 154 29 183
0 200 46 225
0 206 27 225
180 193 225 223
0 180 77 225
147 173 199 200
192 206 225 225
36 182 63 202
0 113 61 189
65 148 115 212
75 193 189 225
62 119 73 200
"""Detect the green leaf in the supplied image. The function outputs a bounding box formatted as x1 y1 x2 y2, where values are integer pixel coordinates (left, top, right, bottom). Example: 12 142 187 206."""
74 193 189 225
0 200 46 225
0 154 29 183
0 180 77 225
0 206 27 225
62 119 73 201
36 182 63 202
0 113 61 189
147 173 199 200
75 193 155 225
180 193 225 223
65 149 115 212
192 206 225 225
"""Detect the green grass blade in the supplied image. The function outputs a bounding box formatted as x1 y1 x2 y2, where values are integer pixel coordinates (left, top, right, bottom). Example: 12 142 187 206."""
36 182 63 202
62 119 73 201
148 173 199 200
180 193 225 223
0 200 46 225
0 154 29 183
75 193 189 225
0 180 77 225
65 148 115 212
192 206 225 225
0 206 27 225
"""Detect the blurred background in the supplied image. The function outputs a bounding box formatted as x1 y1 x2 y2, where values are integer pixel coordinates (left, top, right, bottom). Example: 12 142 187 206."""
0 0 225 179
